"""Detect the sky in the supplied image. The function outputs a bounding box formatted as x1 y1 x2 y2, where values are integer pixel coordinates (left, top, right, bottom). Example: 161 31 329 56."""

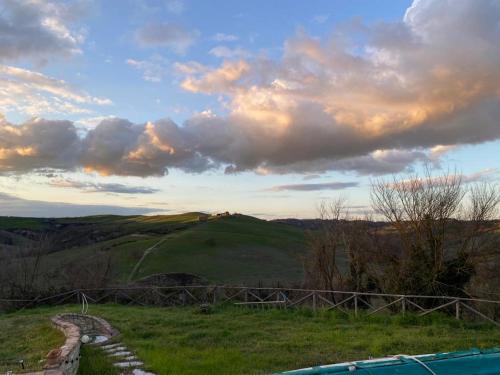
0 0 499 218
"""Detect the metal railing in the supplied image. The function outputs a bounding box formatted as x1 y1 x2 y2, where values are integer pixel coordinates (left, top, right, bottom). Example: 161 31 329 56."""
1 285 500 327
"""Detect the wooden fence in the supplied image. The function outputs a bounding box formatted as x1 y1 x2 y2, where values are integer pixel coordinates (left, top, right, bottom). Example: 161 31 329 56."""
1 285 500 327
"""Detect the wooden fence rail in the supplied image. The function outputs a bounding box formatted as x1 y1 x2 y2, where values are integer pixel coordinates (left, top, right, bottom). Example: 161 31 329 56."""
1 285 500 327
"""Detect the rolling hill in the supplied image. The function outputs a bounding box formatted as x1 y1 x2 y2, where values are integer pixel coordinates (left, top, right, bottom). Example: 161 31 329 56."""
0 213 308 288
136 214 306 284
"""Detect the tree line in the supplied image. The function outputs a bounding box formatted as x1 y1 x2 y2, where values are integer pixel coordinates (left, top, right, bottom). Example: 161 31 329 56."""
304 168 499 302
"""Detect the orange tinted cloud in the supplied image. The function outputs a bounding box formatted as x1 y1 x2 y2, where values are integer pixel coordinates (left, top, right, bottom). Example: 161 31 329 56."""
1 0 500 177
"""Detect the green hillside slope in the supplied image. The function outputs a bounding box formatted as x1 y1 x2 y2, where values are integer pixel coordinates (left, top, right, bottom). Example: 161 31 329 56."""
136 215 306 284
0 213 307 287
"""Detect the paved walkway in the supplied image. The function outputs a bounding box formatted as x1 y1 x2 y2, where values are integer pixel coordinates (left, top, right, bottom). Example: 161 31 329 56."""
100 342 156 375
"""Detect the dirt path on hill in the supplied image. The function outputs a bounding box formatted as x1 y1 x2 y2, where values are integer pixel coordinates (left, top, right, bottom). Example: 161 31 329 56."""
127 236 168 282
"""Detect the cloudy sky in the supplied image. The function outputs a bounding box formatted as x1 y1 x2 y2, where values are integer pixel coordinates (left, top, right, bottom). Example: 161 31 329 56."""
0 0 499 218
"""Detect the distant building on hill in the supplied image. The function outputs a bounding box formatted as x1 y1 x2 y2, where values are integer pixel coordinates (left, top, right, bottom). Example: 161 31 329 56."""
213 211 231 217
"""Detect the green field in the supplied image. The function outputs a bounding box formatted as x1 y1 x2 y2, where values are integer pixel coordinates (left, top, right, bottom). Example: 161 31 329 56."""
1 304 499 374
0 213 308 286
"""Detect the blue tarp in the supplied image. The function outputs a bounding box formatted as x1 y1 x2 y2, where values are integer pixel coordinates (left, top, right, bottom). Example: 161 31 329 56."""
277 348 500 374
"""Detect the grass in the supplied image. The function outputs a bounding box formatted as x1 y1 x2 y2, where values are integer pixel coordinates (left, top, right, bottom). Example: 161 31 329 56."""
1 304 499 374
0 212 204 231
49 234 163 282
137 215 307 284
0 307 65 372
10 214 309 285
78 345 120 375
0 217 52 230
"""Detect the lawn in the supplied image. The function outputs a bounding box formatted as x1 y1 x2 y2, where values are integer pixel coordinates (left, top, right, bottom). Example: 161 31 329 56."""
1 304 499 374
0 307 65 373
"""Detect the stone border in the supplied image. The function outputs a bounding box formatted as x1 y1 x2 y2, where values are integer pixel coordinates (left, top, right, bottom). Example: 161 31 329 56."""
42 315 81 375
18 314 119 375
52 314 120 343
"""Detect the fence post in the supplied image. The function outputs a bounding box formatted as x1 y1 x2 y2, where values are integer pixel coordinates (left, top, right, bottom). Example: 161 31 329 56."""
9 286 500 326
354 293 358 317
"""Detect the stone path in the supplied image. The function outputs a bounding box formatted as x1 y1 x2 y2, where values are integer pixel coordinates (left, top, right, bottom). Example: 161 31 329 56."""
100 342 156 375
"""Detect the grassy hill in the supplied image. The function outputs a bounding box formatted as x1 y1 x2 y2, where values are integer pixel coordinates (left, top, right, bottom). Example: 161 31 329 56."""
1 304 499 374
2 214 498 293
0 213 308 287
136 215 306 284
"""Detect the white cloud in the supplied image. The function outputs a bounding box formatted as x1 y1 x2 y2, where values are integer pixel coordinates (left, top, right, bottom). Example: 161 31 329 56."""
165 0 185 14
173 61 208 75
390 168 499 189
135 22 199 54
0 0 87 63
429 144 458 160
174 0 500 174
0 117 214 177
211 33 239 42
462 168 499 183
269 181 358 192
0 64 111 116
49 178 160 194
0 117 83 172
126 55 169 82
75 115 118 128
0 115 432 177
180 60 250 93
312 14 330 24
1 0 500 178
209 46 251 59
0 192 159 217
302 174 322 181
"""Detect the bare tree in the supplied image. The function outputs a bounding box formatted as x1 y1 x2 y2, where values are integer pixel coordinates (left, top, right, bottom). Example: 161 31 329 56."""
341 216 376 293
304 198 346 291
304 198 372 294
370 168 499 297
0 233 53 299
61 252 114 290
